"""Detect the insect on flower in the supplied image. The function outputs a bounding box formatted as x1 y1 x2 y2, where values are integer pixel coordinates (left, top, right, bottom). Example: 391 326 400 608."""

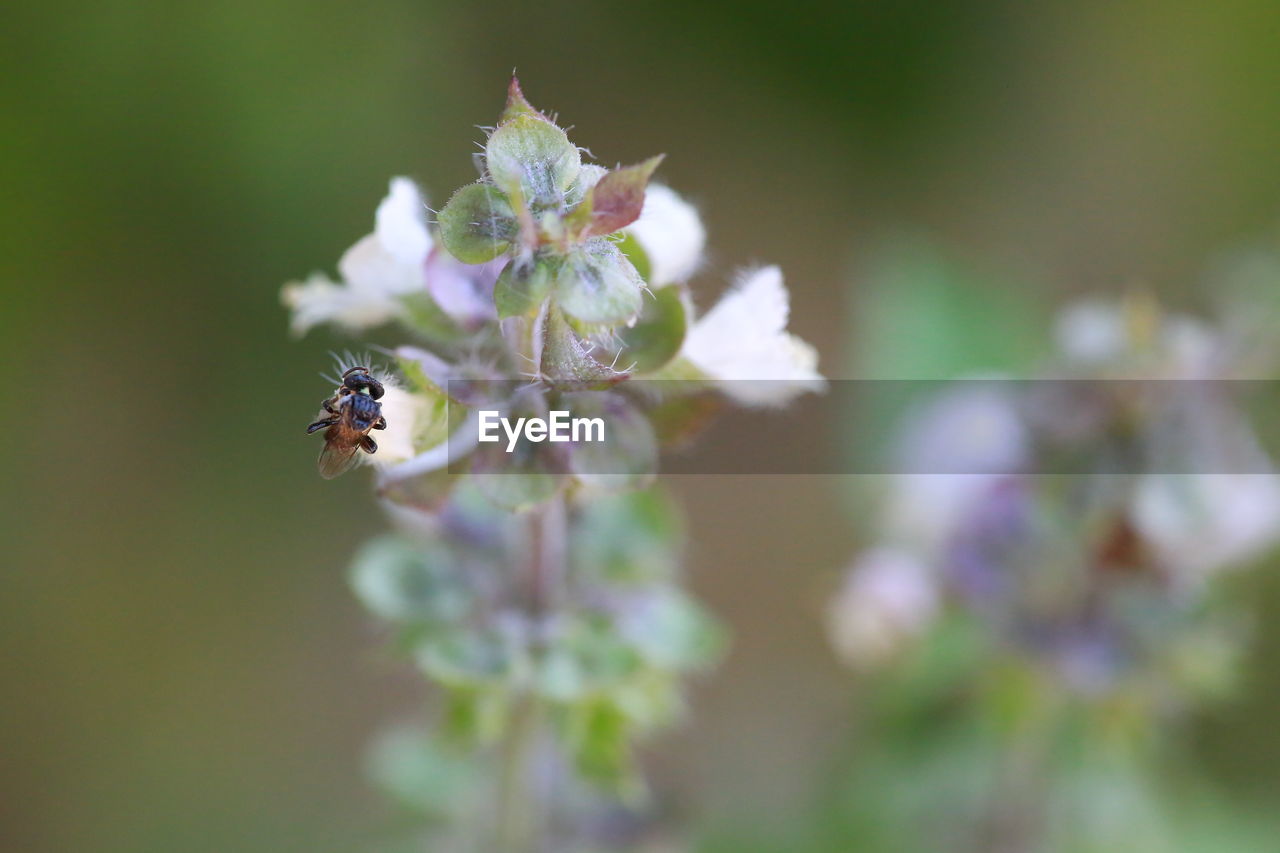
306 365 388 479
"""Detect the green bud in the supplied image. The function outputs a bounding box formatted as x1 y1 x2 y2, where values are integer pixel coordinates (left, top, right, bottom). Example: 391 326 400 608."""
485 114 581 210
437 182 516 264
494 257 556 319
554 239 644 326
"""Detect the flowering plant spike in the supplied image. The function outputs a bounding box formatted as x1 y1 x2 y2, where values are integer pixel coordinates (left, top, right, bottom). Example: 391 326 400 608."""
281 79 821 851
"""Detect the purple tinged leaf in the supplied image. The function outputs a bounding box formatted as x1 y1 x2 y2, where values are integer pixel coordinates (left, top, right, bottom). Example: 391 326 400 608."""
567 155 665 240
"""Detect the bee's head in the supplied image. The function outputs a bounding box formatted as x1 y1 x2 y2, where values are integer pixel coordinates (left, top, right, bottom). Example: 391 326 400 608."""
342 366 385 399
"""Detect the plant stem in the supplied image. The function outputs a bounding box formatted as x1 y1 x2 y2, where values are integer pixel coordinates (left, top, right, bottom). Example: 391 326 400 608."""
496 692 541 853
495 492 569 853
532 491 568 615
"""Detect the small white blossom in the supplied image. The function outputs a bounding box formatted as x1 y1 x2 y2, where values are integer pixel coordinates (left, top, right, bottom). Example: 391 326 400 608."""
282 177 431 335
828 548 939 668
367 383 431 468
626 184 705 286
682 266 824 406
375 177 432 265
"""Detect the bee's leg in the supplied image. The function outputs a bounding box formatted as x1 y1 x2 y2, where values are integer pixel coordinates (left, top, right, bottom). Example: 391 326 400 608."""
360 435 378 454
374 416 387 430
322 397 340 414
306 417 339 434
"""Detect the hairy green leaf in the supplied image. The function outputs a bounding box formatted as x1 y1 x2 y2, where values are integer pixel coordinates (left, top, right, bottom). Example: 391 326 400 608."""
554 239 644 326
485 114 580 209
437 182 516 264
494 257 555 319
619 285 687 373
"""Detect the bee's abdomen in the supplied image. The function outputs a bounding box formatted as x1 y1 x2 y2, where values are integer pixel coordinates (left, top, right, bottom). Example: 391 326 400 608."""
347 394 382 430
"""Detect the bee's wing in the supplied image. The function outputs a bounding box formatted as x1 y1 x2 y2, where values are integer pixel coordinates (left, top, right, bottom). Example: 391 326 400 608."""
317 435 364 479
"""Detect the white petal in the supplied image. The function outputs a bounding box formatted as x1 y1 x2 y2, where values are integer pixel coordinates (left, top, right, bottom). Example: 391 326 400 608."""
1133 473 1280 578
627 184 705 286
338 179 431 298
366 384 429 467
683 266 824 406
375 177 433 267
338 234 425 297
281 179 433 335
425 249 501 327
282 273 403 336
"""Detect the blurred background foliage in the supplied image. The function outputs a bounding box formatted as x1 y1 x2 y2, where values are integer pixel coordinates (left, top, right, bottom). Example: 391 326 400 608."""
7 1 1280 851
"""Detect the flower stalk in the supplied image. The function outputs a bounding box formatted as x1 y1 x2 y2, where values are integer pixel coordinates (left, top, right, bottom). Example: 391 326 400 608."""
282 78 822 850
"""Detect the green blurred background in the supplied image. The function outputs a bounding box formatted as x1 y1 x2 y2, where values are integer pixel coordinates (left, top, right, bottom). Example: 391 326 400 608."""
6 2 1280 850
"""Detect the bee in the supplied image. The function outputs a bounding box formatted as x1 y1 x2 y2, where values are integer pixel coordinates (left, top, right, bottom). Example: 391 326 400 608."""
306 366 388 479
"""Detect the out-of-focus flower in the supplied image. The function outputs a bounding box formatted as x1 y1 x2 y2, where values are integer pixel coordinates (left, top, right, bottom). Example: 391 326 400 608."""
283 177 432 335
625 184 705 286
1055 297 1222 378
682 266 824 406
835 293 1280 697
895 381 1027 476
884 382 1026 551
827 548 939 668
1133 473 1280 580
